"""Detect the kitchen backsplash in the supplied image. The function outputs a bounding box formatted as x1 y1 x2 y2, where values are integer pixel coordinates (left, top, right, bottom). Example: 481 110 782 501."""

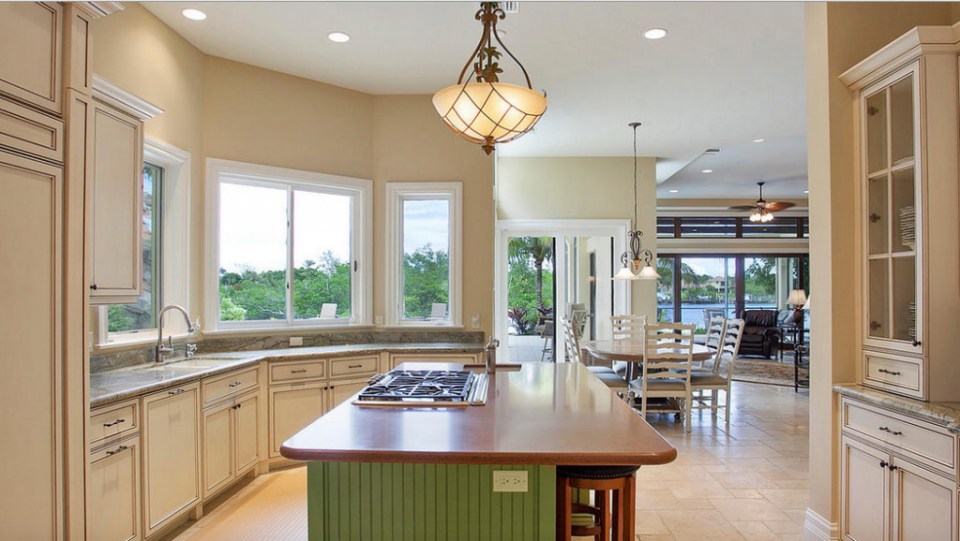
90 329 486 373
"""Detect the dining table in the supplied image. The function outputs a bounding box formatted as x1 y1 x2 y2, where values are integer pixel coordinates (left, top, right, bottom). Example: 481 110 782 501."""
581 339 716 382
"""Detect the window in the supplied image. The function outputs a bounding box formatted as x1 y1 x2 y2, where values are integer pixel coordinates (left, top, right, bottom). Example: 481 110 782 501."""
385 183 461 326
105 162 163 334
97 139 192 348
206 159 372 330
657 216 808 238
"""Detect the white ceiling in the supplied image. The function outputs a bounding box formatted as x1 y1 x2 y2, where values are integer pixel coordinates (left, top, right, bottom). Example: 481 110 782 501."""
144 1 808 201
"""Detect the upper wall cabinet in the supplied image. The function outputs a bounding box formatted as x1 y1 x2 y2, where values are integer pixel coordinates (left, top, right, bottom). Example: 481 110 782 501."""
841 23 960 401
89 76 162 305
0 2 62 115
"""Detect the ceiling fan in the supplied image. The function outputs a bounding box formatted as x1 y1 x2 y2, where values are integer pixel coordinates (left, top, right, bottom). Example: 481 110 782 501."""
729 182 795 222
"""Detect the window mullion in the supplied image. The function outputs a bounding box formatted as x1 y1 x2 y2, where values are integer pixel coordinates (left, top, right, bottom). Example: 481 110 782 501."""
286 187 294 324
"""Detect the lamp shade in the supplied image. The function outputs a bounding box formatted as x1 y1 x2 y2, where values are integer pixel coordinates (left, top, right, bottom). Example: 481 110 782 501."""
803 295 811 310
786 289 807 306
613 265 637 281
433 82 547 154
637 264 661 280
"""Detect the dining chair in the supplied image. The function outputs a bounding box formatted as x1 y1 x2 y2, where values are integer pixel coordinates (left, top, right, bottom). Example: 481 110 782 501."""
689 318 744 426
629 322 696 432
561 317 629 398
319 303 337 319
700 316 728 372
611 314 644 340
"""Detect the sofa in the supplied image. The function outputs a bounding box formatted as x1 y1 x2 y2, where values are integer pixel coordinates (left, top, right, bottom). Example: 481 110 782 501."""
738 309 781 358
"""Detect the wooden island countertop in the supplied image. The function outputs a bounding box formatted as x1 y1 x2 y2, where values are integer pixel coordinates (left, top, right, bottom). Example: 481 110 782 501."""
281 362 677 466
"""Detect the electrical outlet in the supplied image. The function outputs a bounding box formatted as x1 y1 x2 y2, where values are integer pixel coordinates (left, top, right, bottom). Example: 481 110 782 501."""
375 315 384 326
289 336 303 347
492 470 528 492
471 313 480 329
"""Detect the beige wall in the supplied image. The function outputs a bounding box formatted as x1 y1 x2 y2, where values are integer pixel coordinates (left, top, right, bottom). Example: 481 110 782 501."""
804 1 953 531
371 95 495 333
92 6 496 340
497 156 658 321
92 3 206 316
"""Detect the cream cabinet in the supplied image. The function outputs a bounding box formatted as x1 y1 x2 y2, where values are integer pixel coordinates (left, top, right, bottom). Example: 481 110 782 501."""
841 24 960 401
840 396 958 541
328 379 367 408
202 389 260 498
141 383 200 537
0 2 62 114
389 352 481 369
89 438 141 541
269 381 328 458
88 98 143 303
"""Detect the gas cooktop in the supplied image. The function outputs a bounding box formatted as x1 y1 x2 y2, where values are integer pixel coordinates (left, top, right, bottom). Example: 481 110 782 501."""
353 369 488 407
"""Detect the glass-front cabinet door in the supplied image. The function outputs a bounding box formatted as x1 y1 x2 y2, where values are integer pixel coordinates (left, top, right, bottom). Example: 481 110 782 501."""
861 64 922 356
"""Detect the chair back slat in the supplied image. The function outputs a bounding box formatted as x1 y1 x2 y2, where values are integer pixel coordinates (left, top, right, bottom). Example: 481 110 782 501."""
560 317 583 365
717 318 745 381
704 316 726 350
611 314 644 340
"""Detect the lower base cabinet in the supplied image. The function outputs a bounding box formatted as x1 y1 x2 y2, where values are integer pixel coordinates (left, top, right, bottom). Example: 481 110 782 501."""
142 383 200 537
202 390 260 498
269 382 327 458
89 437 141 541
328 379 366 409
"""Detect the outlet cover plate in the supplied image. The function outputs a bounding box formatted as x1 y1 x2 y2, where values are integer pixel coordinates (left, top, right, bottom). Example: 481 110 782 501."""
492 470 528 492
289 336 303 346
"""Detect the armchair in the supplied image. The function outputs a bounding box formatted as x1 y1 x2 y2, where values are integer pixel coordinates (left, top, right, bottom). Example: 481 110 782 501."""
738 309 781 358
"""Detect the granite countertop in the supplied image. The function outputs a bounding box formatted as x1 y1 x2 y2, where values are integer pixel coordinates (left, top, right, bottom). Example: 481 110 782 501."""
834 384 960 433
90 342 484 408
281 362 678 466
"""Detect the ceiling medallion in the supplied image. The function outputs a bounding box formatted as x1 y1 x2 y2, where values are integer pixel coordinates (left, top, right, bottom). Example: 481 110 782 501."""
432 2 547 155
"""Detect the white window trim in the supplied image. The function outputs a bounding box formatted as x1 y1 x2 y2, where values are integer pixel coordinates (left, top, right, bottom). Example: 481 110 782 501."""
384 182 462 327
204 158 373 332
96 138 192 350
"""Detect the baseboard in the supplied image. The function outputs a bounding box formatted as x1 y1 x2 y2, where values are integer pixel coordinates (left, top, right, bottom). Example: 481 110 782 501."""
803 507 840 541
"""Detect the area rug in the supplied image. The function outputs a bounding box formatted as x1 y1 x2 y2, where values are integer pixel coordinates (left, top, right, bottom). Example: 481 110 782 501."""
721 356 808 387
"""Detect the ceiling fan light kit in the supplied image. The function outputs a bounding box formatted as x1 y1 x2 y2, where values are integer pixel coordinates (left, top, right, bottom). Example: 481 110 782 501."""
432 2 547 155
732 181 795 222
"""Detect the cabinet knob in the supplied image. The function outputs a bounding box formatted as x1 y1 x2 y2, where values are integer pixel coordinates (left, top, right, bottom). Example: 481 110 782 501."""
89 284 98 291
879 460 888 469
912 340 921 347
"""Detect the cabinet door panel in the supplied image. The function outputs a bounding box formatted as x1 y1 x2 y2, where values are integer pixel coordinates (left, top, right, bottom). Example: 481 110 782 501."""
202 402 233 498
142 385 199 535
269 383 326 457
234 392 260 473
0 150 62 540
892 461 956 541
89 439 140 541
328 380 366 409
841 437 889 541
90 100 142 302
0 2 62 113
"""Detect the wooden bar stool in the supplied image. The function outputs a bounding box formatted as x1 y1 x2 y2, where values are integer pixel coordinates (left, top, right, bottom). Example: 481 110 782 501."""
556 465 638 541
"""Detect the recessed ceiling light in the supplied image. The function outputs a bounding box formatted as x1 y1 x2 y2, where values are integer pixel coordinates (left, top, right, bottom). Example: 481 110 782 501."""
753 138 765 143
181 8 207 21
701 169 713 174
669 189 679 193
644 28 668 40
328 32 350 43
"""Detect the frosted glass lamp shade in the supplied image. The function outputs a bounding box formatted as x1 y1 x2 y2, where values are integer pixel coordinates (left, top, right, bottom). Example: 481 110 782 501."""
786 289 807 306
637 264 661 280
803 295 811 310
613 265 637 281
433 82 547 154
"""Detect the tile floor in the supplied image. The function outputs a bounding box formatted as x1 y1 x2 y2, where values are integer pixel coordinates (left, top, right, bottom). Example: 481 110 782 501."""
165 380 809 541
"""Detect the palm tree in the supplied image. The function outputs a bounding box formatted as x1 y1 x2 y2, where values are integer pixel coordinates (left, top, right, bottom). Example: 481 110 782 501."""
508 237 553 311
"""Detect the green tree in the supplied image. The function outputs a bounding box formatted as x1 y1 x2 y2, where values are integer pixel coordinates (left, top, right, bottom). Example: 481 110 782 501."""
508 237 553 311
402 245 449 318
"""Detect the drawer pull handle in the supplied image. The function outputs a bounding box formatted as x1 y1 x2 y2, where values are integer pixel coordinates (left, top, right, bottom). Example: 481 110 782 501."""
347 364 363 369
290 369 308 374
106 445 128 456
229 381 243 387
878 426 903 436
877 369 901 376
168 388 185 396
103 418 126 428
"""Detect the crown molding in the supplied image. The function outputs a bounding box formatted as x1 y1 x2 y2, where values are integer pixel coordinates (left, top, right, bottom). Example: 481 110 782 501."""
92 74 164 121
76 2 124 19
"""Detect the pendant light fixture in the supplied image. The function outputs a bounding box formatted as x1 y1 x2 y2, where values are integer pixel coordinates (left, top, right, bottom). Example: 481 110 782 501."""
614 122 660 281
432 2 547 155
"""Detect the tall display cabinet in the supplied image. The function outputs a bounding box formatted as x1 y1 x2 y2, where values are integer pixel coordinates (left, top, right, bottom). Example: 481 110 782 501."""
841 24 960 403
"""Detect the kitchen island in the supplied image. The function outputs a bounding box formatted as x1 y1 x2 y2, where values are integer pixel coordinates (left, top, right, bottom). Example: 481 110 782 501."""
282 362 677 540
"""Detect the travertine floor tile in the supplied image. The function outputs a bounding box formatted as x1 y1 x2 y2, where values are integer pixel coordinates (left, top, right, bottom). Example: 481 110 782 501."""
710 498 793 523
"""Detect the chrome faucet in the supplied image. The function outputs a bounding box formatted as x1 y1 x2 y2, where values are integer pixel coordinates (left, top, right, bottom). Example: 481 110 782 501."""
484 336 500 374
156 304 199 363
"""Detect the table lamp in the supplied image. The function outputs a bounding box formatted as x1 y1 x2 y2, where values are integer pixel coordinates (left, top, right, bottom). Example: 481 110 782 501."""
787 289 807 325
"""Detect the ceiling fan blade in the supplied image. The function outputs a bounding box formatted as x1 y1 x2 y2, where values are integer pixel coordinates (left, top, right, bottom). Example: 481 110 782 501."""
763 201 796 211
728 205 758 211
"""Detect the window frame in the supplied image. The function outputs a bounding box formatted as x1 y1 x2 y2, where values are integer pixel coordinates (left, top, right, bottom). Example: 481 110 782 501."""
384 182 462 327
204 158 372 332
95 138 192 349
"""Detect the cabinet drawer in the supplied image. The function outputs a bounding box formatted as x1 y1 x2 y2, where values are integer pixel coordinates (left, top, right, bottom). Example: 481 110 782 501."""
863 352 922 398
202 367 259 406
330 356 378 378
270 359 325 383
0 95 63 162
842 398 956 475
89 399 138 447
390 353 481 369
